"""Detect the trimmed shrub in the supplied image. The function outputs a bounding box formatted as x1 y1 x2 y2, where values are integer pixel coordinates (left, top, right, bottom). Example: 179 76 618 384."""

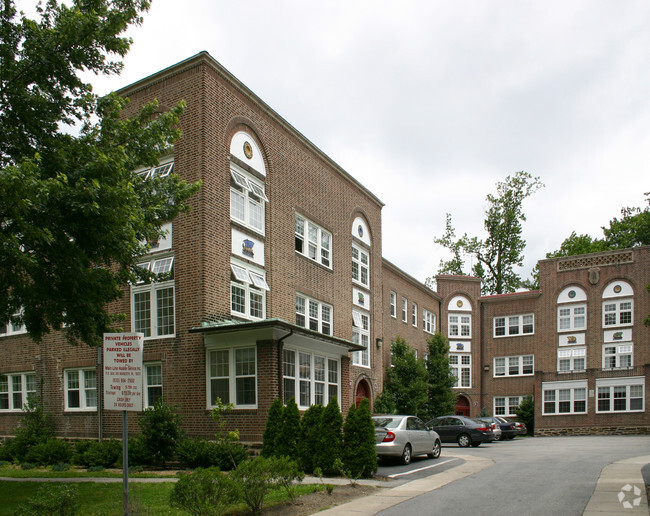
74 439 121 468
138 398 184 468
177 438 247 471
314 397 343 475
169 467 235 516
261 398 283 458
8 398 55 462
297 404 323 473
274 397 300 461
342 399 377 478
24 439 73 466
14 483 79 515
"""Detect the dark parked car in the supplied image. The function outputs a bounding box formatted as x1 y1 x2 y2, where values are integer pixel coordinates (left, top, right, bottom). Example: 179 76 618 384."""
477 416 515 440
373 415 441 464
426 415 495 447
511 419 527 435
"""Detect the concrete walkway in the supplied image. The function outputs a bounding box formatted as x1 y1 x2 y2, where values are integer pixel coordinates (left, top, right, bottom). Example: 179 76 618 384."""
315 453 650 516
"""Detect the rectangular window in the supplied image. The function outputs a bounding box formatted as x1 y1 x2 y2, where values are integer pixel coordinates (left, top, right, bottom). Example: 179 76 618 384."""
352 310 370 367
131 256 175 339
558 304 586 331
493 355 534 377
401 298 408 323
296 294 333 335
231 261 268 321
603 299 633 327
493 314 534 337
602 343 633 369
295 214 332 268
230 165 266 234
352 244 369 288
542 381 587 415
412 303 417 327
493 396 523 416
145 363 163 408
283 349 340 408
0 372 36 411
65 368 97 411
596 377 644 413
208 347 257 408
558 347 586 372
448 314 471 338
449 354 471 388
423 310 436 334
0 310 27 337
389 292 396 318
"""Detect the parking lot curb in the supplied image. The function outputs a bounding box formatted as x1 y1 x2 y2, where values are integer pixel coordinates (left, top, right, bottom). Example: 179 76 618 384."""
582 454 650 515
315 453 494 515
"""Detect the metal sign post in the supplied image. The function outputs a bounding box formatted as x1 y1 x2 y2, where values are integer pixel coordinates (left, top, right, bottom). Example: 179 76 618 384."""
103 333 143 516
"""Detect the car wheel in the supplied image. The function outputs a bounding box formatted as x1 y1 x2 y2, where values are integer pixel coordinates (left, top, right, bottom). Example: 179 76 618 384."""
471 442 481 447
428 439 441 459
457 433 471 447
495 433 502 441
401 444 412 465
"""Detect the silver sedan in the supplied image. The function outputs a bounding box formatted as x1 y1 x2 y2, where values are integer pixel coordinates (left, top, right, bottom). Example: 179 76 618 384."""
373 415 441 465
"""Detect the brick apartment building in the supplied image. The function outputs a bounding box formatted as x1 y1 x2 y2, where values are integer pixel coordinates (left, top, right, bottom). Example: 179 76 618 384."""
1 52 648 441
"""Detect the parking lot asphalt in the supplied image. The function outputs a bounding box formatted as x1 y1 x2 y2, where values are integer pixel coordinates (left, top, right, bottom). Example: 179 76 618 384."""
317 436 650 516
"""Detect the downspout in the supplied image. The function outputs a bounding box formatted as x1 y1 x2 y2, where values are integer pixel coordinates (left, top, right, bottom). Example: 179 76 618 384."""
277 330 293 400
480 301 485 414
98 346 103 441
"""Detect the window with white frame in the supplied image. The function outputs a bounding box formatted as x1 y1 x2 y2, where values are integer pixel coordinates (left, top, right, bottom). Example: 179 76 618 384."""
557 305 586 331
401 298 407 322
423 310 436 334
230 164 266 234
448 314 471 338
0 310 27 337
412 303 417 327
389 292 396 318
65 368 97 411
282 348 339 408
0 372 36 411
493 314 534 337
449 354 471 388
558 347 586 372
136 160 174 180
208 347 256 408
493 355 534 377
231 261 268 321
145 363 163 408
602 299 633 327
352 244 369 288
542 381 587 415
295 214 331 268
352 310 370 367
296 294 332 335
596 377 644 413
494 396 523 416
132 256 175 338
602 343 633 369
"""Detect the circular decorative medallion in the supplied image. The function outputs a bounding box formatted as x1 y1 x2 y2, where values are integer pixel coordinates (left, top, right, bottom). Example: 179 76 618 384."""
456 300 463 308
243 141 253 159
568 290 576 299
358 225 363 238
613 284 622 294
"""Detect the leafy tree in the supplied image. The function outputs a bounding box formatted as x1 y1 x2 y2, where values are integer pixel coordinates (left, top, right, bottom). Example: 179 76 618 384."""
138 398 184 468
274 397 300 461
514 395 534 435
433 171 544 295
297 403 323 473
423 332 457 420
315 397 343 475
261 398 283 458
0 0 200 347
381 337 428 416
341 399 377 478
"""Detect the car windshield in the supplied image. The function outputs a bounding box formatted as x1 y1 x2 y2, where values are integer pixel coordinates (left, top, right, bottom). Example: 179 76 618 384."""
373 417 402 428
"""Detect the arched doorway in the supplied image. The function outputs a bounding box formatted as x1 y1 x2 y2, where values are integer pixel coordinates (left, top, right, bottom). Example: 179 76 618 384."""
355 379 371 408
455 395 470 416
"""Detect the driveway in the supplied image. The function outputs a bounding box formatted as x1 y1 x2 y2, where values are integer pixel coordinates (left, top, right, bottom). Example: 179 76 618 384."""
375 435 649 516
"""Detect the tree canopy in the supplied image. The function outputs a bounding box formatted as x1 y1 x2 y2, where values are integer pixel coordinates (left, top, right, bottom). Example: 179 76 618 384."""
432 171 544 295
423 332 457 419
0 0 199 346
